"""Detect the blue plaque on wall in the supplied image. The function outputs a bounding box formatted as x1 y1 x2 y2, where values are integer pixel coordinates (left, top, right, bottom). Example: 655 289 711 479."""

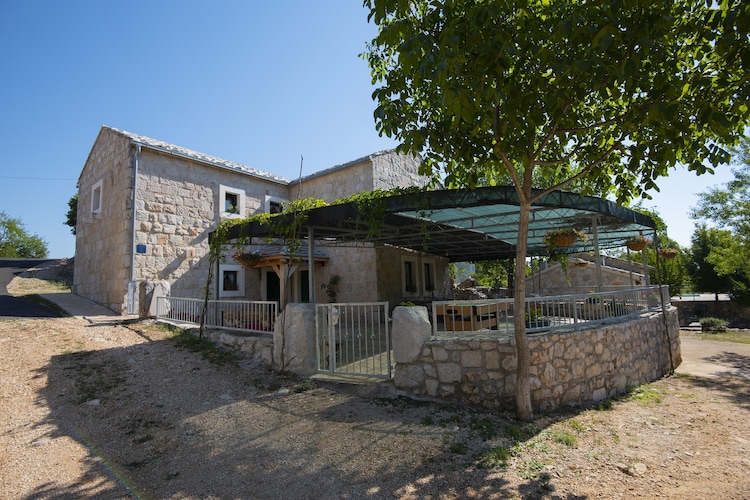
136 244 147 254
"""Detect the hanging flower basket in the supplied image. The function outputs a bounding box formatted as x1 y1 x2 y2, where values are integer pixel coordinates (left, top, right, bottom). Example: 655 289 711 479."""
625 235 650 251
232 251 263 268
658 247 679 260
544 228 588 251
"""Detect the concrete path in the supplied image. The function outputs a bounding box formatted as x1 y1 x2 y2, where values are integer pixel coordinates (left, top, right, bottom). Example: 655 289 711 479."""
676 336 750 382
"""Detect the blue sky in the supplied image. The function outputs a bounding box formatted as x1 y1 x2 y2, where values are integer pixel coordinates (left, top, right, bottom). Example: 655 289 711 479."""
0 1 736 258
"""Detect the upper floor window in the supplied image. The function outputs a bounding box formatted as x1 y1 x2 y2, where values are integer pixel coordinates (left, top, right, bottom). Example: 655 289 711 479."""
219 185 245 218
91 179 103 214
265 195 287 214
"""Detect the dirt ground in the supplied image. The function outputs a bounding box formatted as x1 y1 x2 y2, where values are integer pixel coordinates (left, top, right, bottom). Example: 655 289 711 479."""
1 261 749 499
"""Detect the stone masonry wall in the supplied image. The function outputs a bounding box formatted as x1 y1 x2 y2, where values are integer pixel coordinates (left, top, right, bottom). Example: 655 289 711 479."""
73 128 135 312
393 307 681 411
526 261 646 296
134 148 292 299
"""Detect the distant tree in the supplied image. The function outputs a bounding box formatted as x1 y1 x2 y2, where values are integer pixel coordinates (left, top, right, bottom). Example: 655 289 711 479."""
687 225 738 300
364 0 749 420
691 140 750 302
0 212 48 258
65 193 78 235
472 259 513 289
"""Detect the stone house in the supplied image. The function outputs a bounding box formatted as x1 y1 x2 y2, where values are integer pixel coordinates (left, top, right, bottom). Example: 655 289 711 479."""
526 253 651 296
73 126 449 314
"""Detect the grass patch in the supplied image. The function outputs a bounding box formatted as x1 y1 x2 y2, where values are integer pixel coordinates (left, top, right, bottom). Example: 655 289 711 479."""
623 385 662 404
17 294 71 317
170 330 236 365
134 434 154 444
518 458 546 480
683 329 750 344
64 351 127 404
549 429 578 447
470 416 500 440
567 419 587 433
477 446 514 468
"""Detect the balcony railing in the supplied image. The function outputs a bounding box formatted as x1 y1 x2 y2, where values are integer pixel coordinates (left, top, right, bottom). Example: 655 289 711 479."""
432 286 669 337
156 296 277 335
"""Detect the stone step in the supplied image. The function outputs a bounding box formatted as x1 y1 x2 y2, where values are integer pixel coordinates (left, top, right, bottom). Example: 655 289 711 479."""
311 373 396 398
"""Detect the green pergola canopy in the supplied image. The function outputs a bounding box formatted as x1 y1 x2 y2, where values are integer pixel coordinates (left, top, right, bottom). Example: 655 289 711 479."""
221 186 656 262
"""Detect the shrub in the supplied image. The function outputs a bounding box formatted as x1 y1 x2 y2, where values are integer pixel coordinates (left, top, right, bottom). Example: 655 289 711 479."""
699 317 728 332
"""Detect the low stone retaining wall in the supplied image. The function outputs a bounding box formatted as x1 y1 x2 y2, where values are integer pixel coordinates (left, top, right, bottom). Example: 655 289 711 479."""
392 306 681 411
200 329 274 367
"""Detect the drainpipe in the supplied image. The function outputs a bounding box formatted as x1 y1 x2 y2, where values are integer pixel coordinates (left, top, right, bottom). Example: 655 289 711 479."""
127 144 140 315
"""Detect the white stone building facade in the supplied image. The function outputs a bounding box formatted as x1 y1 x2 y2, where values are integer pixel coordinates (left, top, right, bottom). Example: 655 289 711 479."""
74 126 449 314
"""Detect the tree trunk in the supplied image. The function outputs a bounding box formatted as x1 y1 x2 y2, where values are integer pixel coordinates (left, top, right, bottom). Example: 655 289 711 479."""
513 200 534 421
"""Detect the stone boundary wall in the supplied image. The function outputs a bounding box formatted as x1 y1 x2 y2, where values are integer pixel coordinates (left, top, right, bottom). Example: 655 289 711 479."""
393 306 681 411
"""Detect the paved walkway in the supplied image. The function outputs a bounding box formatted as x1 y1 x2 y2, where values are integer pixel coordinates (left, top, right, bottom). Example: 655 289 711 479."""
39 292 136 323
676 336 750 381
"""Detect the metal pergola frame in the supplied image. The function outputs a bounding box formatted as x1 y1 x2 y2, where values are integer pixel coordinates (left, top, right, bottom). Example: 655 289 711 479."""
219 186 657 262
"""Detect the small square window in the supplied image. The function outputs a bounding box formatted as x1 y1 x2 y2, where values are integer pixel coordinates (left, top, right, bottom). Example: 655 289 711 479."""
219 263 244 298
265 195 287 214
223 270 238 290
219 185 244 218
225 192 239 214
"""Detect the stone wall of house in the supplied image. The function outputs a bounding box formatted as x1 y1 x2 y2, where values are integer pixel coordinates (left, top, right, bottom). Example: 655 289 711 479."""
370 151 427 190
295 151 428 202
133 148 288 299
376 246 451 308
318 245 379 303
73 128 136 313
526 260 647 296
392 307 681 411
296 157 375 202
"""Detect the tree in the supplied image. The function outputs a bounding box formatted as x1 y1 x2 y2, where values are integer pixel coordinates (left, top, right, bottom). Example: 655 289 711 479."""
693 141 750 234
0 212 48 258
65 193 78 235
690 143 750 302
687 225 737 300
364 0 748 420
472 259 512 289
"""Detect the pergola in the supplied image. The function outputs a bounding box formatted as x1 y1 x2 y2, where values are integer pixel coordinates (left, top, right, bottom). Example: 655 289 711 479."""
222 186 655 257
217 186 657 304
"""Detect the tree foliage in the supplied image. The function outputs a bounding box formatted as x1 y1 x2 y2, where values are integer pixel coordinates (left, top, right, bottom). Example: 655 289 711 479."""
65 193 78 236
364 0 749 420
690 141 750 302
687 225 738 300
472 259 513 288
0 212 48 258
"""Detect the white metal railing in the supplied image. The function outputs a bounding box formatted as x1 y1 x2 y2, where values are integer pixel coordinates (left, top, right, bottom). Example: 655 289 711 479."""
315 302 391 378
156 296 278 335
432 286 670 337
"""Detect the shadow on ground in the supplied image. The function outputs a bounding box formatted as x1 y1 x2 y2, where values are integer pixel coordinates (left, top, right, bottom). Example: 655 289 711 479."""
28 322 616 499
29 322 750 499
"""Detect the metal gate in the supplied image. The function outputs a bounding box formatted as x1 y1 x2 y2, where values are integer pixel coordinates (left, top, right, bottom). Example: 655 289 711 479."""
315 302 392 378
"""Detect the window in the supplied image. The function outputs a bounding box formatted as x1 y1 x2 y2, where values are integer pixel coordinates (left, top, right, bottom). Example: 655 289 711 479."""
265 195 287 214
423 261 436 292
219 263 245 298
403 259 417 294
219 185 245 218
91 179 103 214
